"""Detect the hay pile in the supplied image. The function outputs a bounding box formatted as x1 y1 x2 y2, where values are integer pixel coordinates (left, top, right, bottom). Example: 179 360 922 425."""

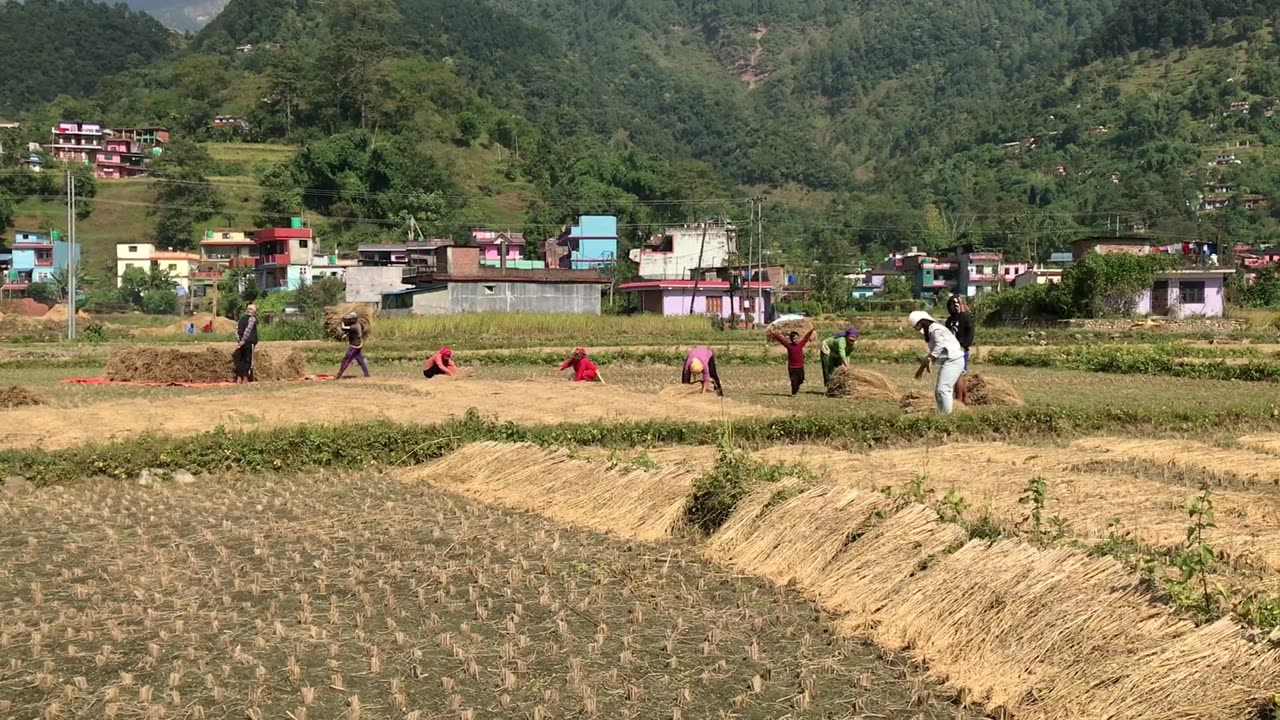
964 373 1024 406
324 303 373 341
105 345 307 383
900 390 935 414
0 385 45 408
825 366 899 401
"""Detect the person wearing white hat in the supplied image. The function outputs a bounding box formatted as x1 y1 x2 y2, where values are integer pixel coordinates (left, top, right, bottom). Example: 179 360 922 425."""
909 310 965 414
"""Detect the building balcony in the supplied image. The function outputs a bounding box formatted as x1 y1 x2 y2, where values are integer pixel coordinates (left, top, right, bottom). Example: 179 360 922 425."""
190 270 223 280
968 274 1002 282
258 253 290 266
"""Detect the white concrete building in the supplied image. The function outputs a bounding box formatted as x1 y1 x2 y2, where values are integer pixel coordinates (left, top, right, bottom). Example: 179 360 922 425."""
116 243 202 291
629 222 737 280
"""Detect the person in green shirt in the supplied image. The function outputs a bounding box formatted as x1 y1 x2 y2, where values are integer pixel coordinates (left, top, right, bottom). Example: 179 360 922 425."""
820 327 858 386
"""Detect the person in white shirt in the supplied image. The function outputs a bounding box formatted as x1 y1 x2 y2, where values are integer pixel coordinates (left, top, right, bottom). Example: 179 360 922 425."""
909 310 966 414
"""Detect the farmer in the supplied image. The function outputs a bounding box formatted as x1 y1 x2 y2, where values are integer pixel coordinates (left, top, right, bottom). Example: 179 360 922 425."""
423 347 457 379
682 346 723 395
910 310 966 414
820 327 858 387
233 303 257 384
560 346 603 383
944 295 975 405
336 311 370 379
768 327 815 396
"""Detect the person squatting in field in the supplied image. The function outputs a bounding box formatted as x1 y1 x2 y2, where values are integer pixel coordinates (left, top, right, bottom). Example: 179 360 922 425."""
233 303 258 384
911 310 965 414
560 347 604 382
768 327 815 396
336 312 370 379
423 347 457 379
820 327 858 387
682 346 723 395
944 294 975 405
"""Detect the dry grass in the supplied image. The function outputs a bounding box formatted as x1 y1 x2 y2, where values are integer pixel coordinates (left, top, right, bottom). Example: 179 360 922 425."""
323 304 373 342
825 366 900 402
0 469 964 720
402 442 700 541
104 345 306 383
963 373 1024 407
1071 437 1280 486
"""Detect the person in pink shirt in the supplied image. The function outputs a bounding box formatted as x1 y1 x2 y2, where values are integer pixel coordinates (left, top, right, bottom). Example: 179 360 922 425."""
423 347 457 379
682 346 723 395
560 347 603 382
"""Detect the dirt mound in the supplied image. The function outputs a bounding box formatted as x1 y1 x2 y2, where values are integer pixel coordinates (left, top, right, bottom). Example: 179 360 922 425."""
965 373 1024 407
42 303 93 324
2 298 50 317
826 367 899 402
324 303 373 341
134 313 237 336
105 345 307 383
0 385 45 409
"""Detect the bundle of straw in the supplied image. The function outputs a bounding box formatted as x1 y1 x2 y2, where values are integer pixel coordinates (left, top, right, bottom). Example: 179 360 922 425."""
768 316 814 340
964 373 1024 407
323 304 373 342
899 390 935 414
826 366 899 401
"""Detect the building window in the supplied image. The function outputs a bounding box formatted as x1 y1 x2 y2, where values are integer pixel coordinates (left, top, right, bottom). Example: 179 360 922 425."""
298 239 309 249
222 233 232 239
168 263 177 271
1179 281 1206 305
124 263 134 269
128 245 138 253
706 296 723 314
482 284 496 295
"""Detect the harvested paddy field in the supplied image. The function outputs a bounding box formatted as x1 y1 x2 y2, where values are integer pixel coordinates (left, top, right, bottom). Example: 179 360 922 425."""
407 443 1280 719
0 376 778 451
0 472 966 720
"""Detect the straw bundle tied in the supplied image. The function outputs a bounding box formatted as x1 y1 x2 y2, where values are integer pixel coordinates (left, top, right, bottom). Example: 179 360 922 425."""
825 366 899 402
899 390 936 414
811 504 967 632
409 441 697 541
964 373 1024 407
872 540 1196 715
323 303 373 341
768 316 814 339
1023 617 1280 720
706 483 891 587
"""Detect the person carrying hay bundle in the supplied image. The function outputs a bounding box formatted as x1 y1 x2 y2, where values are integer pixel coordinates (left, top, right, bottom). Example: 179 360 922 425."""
820 328 858 387
423 347 457 379
233 303 258 384
560 347 604 383
909 310 965 415
767 327 815 396
944 295 975 405
336 312 370 379
682 346 723 395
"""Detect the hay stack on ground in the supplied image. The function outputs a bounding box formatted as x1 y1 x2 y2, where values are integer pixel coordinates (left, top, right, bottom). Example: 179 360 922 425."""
900 390 935 414
964 373 1024 406
324 303 373 341
105 345 307 383
0 385 45 408
825 366 899 401
41 303 93 324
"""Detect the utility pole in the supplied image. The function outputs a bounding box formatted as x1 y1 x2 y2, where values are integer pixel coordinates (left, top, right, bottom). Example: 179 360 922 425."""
65 170 77 341
688 222 710 315
756 197 765 326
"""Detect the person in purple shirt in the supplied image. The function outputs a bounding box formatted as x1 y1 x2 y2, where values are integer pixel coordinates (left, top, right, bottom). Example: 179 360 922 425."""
682 346 723 395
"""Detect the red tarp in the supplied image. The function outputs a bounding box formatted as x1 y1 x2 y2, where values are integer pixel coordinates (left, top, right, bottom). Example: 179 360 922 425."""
61 375 336 388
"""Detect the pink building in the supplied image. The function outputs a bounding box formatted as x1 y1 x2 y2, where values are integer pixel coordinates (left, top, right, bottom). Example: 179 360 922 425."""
1000 262 1030 284
1135 270 1232 318
470 229 525 263
619 279 772 323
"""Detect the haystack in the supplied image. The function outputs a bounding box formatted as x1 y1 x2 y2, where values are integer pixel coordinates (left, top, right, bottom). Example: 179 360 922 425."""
324 303 373 341
0 385 45 408
900 390 935 414
104 345 307 383
825 366 899 401
964 373 1024 406
42 303 93 324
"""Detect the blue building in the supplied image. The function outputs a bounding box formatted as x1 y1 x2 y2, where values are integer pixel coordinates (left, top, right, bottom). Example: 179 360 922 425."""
546 215 618 271
3 229 78 292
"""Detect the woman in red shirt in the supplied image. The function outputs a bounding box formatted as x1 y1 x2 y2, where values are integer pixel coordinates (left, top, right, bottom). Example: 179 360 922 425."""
560 347 603 382
768 328 815 396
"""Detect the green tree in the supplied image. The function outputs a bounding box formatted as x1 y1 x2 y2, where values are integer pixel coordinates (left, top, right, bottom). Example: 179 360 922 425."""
118 266 175 309
149 139 224 250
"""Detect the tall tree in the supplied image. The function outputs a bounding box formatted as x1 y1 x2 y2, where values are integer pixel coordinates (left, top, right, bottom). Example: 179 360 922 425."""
149 139 224 250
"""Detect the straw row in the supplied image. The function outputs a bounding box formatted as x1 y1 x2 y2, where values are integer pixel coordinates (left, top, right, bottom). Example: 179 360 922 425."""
403 441 697 541
414 443 1280 719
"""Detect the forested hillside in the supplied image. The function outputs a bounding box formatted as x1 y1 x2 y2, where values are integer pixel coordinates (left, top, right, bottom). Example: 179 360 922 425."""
5 0 1280 268
0 0 176 114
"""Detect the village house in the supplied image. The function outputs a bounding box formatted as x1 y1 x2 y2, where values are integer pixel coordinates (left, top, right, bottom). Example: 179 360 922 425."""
1213 152 1242 166
1138 270 1234 318
544 215 619 271
1197 194 1232 212
253 225 315 292
385 245 607 315
1012 267 1065 289
115 243 202 291
956 247 1004 297
900 254 958 298
617 279 771 322
1226 101 1251 115
1071 236 1154 260
49 122 168 179
3 229 78 294
1001 262 1030 284
630 221 737 280
1241 193 1270 210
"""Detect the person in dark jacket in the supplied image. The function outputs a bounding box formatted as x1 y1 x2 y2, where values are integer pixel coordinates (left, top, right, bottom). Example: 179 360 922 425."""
337 312 370 378
944 294 975 405
233 303 258 384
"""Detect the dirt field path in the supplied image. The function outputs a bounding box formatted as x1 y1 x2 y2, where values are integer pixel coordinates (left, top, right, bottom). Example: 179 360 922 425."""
0 377 781 450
